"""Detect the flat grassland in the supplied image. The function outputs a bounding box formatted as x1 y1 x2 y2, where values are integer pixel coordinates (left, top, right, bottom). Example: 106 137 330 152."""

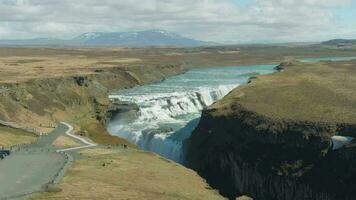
213 59 356 124
1 45 356 83
31 147 225 200
0 125 37 147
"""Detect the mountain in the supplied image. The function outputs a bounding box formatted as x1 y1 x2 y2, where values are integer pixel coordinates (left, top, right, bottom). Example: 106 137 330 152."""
0 30 212 47
321 39 356 46
73 30 211 46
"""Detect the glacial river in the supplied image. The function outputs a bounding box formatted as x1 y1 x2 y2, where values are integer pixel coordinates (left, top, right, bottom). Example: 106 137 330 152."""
107 56 356 163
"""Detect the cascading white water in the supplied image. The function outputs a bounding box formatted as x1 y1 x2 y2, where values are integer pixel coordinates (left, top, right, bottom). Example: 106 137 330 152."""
109 85 236 123
107 64 277 163
108 85 236 162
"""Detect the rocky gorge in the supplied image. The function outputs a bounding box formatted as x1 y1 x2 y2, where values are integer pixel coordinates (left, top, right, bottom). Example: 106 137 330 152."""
0 63 185 145
186 60 356 200
2 46 356 199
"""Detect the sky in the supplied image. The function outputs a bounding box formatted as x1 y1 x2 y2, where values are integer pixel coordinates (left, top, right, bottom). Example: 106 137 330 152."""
0 0 355 43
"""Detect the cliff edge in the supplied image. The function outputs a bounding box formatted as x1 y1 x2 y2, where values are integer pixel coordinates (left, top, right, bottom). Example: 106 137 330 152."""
186 60 356 200
0 64 184 146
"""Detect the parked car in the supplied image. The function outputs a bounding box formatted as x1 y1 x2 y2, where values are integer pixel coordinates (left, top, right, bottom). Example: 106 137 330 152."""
0 150 11 159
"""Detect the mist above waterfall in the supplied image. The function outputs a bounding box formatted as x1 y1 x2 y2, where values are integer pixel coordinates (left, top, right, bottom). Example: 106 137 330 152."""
107 65 276 163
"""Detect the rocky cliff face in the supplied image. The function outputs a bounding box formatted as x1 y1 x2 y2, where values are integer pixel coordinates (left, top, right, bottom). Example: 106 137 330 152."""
0 64 184 135
186 60 356 200
186 97 356 200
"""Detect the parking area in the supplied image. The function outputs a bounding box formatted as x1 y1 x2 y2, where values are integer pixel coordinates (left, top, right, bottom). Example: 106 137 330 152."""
0 148 66 199
0 124 72 200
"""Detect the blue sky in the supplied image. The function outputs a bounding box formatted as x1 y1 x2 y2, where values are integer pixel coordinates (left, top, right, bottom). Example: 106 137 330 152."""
334 3 356 29
0 0 355 43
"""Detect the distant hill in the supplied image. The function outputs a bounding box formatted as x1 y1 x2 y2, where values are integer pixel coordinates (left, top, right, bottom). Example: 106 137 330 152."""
0 30 212 47
73 30 212 46
321 39 356 46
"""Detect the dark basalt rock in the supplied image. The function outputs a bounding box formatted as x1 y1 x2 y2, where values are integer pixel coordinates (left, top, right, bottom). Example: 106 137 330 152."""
186 104 356 200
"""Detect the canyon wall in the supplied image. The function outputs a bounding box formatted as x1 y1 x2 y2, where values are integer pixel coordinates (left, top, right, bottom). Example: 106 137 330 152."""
186 61 356 200
0 64 184 142
186 103 356 200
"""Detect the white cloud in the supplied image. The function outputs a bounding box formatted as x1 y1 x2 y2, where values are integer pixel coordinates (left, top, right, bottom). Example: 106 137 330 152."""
0 0 354 42
0 26 10 37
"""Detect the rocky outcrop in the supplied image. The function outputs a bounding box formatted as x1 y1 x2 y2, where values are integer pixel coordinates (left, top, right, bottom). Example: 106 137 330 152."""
186 103 356 200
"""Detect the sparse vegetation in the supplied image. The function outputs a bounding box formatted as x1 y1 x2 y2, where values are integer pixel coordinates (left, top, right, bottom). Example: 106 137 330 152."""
213 60 356 123
52 136 80 148
31 147 225 200
0 125 37 147
77 118 136 148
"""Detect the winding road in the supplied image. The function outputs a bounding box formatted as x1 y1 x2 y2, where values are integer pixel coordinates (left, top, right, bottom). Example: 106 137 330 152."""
0 122 97 200
56 122 97 152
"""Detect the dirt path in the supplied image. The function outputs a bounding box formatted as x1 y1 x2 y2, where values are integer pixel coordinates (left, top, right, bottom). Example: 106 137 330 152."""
56 122 97 152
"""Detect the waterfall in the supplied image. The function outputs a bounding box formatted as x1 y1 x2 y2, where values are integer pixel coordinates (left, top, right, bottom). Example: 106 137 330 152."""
107 85 237 163
107 64 277 163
